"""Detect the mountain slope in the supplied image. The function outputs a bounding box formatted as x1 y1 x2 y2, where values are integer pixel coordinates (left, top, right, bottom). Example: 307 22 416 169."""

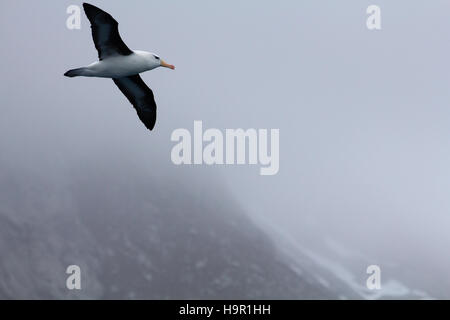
0 157 347 299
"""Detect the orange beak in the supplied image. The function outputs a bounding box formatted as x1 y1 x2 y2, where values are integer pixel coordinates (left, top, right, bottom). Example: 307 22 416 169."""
161 60 175 70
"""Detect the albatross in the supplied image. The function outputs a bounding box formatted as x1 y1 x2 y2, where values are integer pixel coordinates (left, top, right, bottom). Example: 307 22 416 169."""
64 3 175 131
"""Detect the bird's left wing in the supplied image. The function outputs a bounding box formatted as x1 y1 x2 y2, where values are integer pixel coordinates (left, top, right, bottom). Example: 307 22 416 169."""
113 75 157 131
83 3 133 60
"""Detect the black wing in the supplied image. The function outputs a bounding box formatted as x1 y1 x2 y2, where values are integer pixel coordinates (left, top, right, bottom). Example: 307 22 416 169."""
83 3 133 60
113 75 157 131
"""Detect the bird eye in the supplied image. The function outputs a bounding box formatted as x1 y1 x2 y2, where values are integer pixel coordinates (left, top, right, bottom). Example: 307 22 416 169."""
153 55 160 60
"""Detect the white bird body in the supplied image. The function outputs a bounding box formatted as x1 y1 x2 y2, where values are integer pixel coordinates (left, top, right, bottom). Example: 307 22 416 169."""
64 3 175 131
80 50 161 78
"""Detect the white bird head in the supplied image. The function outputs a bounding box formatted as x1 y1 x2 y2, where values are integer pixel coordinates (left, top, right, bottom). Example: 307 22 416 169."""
150 53 175 70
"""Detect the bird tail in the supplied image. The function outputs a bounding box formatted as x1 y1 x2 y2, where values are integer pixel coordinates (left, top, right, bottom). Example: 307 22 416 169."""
64 68 87 78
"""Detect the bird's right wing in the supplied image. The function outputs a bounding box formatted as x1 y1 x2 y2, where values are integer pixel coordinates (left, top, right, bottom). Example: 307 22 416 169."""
113 75 157 131
83 3 133 60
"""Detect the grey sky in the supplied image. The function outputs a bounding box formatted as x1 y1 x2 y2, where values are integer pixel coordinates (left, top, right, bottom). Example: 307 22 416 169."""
1 0 450 297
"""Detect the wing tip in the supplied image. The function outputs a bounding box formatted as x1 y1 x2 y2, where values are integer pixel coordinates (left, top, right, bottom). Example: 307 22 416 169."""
82 3 95 10
82 3 104 18
143 115 157 131
139 110 157 131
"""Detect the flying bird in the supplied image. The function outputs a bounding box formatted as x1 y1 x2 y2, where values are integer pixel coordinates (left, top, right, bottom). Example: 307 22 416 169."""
64 3 175 131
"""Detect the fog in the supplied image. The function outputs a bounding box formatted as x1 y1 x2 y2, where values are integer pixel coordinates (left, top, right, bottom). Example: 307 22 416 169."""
1 0 450 298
